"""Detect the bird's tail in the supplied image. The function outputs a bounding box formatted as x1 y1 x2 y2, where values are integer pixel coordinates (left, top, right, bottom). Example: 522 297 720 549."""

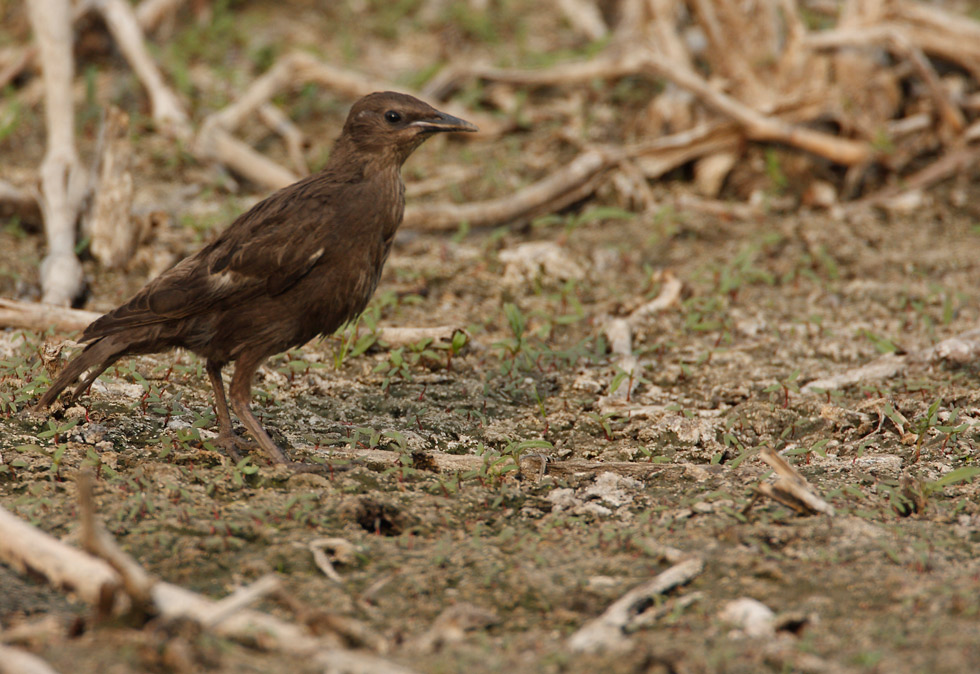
35 336 127 410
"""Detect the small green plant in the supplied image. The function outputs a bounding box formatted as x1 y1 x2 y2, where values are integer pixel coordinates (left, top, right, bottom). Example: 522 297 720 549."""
763 370 801 408
911 398 942 463
331 314 380 369
783 438 830 465
532 206 634 238
858 329 899 354
585 411 618 441
229 457 259 487
0 86 23 143
763 148 788 193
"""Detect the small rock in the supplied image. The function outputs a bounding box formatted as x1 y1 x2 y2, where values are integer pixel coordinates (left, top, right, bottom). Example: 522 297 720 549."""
583 471 642 507
581 502 613 517
500 241 585 287
719 598 775 638
81 423 107 445
546 488 579 511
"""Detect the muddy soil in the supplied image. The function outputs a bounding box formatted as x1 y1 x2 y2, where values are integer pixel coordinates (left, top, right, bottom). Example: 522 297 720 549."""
3 2 980 673
5 194 980 673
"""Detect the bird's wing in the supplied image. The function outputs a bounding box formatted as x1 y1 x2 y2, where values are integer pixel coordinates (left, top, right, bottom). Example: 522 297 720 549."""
84 178 348 339
208 187 345 297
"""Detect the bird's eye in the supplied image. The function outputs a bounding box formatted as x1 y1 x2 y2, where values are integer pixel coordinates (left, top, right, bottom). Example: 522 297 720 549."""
384 110 402 124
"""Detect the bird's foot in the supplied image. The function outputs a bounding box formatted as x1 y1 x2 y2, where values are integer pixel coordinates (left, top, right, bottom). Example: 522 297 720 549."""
213 431 350 477
213 431 252 463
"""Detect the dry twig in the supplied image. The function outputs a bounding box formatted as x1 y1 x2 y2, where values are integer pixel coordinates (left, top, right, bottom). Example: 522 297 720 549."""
0 298 100 333
567 557 704 653
756 447 835 516
92 0 190 139
76 471 154 610
0 505 121 616
308 538 357 584
0 645 61 674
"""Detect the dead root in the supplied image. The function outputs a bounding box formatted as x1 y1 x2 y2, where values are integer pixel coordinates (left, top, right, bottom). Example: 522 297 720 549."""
0 472 420 673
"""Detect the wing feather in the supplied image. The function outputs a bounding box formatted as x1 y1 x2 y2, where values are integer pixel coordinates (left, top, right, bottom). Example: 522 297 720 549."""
84 175 348 340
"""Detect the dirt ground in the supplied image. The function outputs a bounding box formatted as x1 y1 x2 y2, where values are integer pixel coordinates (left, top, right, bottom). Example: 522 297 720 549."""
4 2 980 673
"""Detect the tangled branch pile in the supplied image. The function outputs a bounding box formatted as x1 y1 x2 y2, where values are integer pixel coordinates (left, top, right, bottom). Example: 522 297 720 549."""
2 0 980 306
429 0 980 218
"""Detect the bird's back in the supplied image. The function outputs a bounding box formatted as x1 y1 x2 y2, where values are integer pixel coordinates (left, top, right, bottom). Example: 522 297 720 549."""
82 163 403 362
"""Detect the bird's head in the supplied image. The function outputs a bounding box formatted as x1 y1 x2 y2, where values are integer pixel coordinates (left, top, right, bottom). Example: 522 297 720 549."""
340 91 478 168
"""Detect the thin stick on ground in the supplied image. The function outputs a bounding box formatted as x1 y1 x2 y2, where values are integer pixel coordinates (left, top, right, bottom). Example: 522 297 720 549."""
0 505 121 616
0 493 419 671
0 645 61 674
802 326 980 395
0 298 100 333
756 447 835 516
76 470 154 609
202 574 282 628
308 538 357 584
567 557 704 653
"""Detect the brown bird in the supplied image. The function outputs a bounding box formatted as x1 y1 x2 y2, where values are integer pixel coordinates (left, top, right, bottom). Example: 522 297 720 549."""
36 91 477 469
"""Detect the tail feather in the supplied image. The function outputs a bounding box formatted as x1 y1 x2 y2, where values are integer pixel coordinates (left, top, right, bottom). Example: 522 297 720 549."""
35 337 128 410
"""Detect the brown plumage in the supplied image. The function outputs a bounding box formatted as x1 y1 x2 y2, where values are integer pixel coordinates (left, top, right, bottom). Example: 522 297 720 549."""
36 92 477 468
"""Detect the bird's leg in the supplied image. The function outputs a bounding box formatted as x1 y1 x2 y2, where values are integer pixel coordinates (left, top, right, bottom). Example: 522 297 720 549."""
226 353 293 465
205 359 245 462
226 353 344 475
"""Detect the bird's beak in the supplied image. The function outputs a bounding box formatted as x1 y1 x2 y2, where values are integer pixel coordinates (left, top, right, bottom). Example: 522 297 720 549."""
411 110 479 134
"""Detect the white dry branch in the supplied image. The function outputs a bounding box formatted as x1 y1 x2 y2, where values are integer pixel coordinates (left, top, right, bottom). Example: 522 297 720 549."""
0 298 100 333
26 0 86 306
308 538 357 584
0 645 61 674
603 318 638 402
567 557 704 653
802 326 980 395
0 504 122 616
76 471 154 609
91 0 191 139
600 272 682 403
0 482 419 674
375 326 465 348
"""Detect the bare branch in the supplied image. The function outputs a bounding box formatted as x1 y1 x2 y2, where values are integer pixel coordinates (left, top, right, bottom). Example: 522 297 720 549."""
27 0 86 306
0 298 100 333
0 505 121 616
0 645 61 674
92 0 190 139
568 558 704 653
76 471 154 609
